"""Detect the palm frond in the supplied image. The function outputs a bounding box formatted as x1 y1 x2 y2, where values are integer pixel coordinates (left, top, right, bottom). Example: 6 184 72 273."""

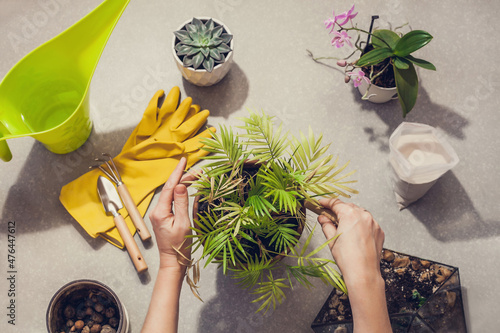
266 222 301 254
200 125 245 171
251 271 290 313
237 110 289 163
229 255 275 289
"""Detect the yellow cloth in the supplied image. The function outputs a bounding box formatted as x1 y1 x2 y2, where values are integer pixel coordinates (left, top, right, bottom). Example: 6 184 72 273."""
60 87 213 248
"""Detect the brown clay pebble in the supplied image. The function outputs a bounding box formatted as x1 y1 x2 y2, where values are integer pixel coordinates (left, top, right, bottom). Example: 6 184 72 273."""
328 295 340 309
108 317 119 328
101 324 116 333
105 307 116 318
392 257 410 268
85 307 94 316
75 320 85 330
94 303 104 313
420 260 431 268
420 271 432 281
436 274 447 283
82 327 90 333
395 267 407 276
411 260 421 270
90 324 101 333
436 267 453 283
382 250 395 262
92 312 104 323
64 305 76 319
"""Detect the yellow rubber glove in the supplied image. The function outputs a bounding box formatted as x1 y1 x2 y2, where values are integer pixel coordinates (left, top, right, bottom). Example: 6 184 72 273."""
59 87 214 248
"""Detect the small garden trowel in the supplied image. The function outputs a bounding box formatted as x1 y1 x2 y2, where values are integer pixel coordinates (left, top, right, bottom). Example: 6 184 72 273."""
97 176 147 273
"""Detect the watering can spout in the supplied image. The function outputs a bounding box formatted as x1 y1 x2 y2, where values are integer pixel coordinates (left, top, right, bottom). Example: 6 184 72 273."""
0 0 130 162
0 139 13 162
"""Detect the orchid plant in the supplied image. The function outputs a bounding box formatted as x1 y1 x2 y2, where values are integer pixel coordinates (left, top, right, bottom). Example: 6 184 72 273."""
313 5 436 117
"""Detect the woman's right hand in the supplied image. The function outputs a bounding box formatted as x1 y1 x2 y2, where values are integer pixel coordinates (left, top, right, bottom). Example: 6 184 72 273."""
317 198 385 284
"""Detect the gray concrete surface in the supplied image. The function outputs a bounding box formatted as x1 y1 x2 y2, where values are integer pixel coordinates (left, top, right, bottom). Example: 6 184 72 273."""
1 0 499 332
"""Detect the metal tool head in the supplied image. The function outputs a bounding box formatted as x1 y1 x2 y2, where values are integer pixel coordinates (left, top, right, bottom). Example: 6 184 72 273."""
91 153 122 184
97 176 123 216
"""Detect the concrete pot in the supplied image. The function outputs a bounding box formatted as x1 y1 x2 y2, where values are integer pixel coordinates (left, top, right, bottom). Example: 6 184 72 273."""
357 78 398 103
172 17 233 87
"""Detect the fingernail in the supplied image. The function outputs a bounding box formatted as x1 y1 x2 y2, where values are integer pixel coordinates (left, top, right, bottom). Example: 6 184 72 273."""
175 185 187 194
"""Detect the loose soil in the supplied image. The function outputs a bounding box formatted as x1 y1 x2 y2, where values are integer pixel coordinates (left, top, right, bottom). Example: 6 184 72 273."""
313 249 456 324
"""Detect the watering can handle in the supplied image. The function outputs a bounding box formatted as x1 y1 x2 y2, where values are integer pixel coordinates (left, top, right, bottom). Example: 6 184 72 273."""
0 139 13 162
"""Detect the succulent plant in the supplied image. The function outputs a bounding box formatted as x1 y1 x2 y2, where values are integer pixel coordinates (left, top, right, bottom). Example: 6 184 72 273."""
174 18 233 72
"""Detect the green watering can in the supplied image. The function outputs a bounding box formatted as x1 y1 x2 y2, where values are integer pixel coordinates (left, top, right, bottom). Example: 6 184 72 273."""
0 0 130 162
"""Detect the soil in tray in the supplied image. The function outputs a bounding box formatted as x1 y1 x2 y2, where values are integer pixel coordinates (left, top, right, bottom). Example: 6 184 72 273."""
315 249 455 324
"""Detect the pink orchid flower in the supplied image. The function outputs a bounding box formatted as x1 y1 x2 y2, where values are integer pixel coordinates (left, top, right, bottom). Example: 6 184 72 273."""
324 5 358 32
335 5 358 26
331 30 353 48
347 70 371 88
324 16 337 33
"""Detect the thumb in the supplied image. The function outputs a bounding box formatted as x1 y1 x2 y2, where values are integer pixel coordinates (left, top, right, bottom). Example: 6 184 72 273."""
173 184 190 229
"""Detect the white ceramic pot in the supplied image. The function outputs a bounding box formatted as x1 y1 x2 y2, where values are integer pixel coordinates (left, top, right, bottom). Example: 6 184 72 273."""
46 279 130 333
172 17 234 87
357 78 398 103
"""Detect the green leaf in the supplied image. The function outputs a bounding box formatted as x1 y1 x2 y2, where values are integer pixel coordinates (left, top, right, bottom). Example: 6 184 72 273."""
203 57 215 72
191 18 203 30
372 29 400 49
192 52 204 69
200 47 210 58
215 53 226 64
187 46 200 57
393 30 433 57
221 33 233 44
394 62 419 117
211 25 224 38
393 56 410 70
182 56 193 67
175 44 192 56
217 43 232 53
356 47 394 67
208 37 223 47
405 55 436 71
205 18 215 31
185 23 197 34
173 30 192 43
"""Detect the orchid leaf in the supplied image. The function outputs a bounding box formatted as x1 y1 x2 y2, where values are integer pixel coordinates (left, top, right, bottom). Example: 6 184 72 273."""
393 30 433 57
394 56 410 70
405 55 436 71
357 47 394 67
394 62 418 117
372 29 400 49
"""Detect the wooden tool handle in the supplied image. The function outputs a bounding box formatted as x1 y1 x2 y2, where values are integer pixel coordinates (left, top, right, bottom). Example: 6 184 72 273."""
117 184 152 241
304 201 338 226
113 213 148 273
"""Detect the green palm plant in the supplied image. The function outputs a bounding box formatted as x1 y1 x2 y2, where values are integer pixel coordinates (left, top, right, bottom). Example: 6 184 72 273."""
189 110 357 313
